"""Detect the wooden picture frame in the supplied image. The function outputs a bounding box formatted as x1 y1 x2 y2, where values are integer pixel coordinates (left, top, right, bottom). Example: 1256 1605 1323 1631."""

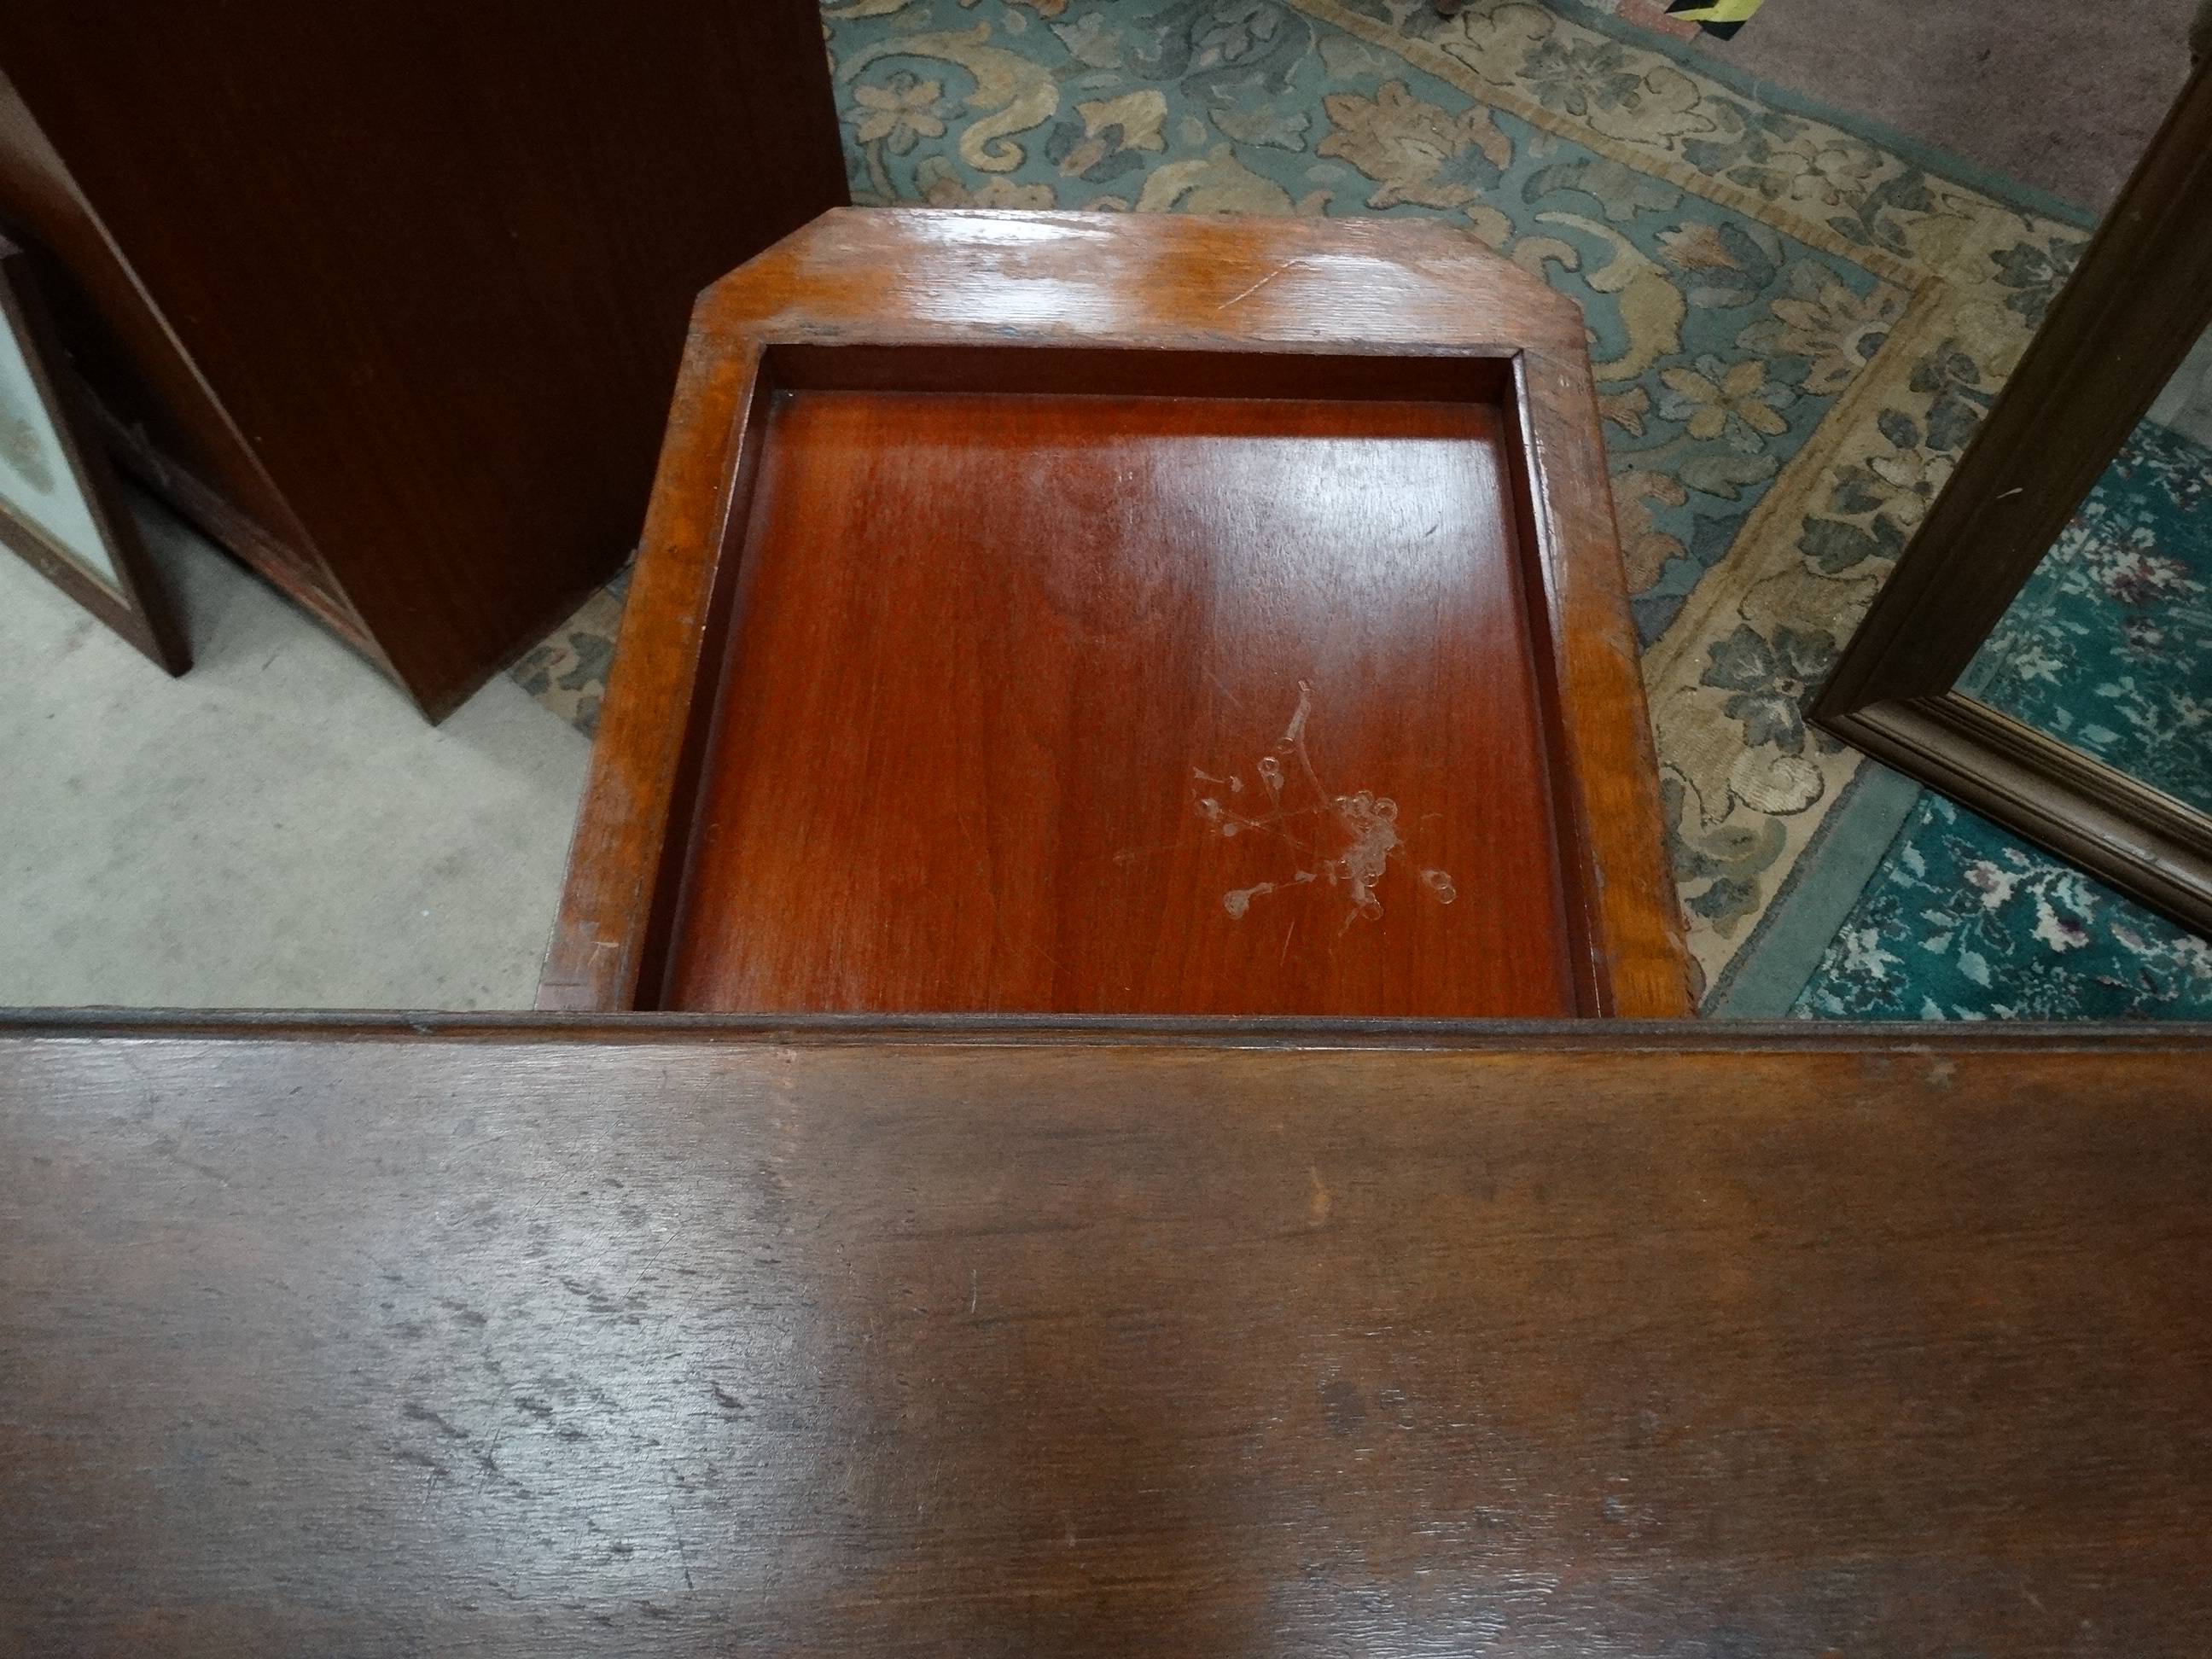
1810 56 2212 934
0 234 187 674
538 209 1693 1020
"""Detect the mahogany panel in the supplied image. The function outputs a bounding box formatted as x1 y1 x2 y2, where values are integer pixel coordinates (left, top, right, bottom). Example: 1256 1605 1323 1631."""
665 385 1574 1016
544 212 1695 1017
3 1017 2210 1652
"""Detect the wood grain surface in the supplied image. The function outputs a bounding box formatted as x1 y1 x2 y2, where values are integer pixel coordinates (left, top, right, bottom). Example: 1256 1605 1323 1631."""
0 61 320 582
665 387 1574 1016
544 210 1692 1018
4 1017 2209 1653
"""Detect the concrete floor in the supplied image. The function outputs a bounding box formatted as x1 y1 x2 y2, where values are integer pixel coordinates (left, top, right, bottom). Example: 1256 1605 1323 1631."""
2 494 591 1009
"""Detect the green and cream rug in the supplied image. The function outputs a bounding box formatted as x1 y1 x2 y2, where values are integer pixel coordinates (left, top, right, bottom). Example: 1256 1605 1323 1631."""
1793 415 2212 1022
515 0 2107 1013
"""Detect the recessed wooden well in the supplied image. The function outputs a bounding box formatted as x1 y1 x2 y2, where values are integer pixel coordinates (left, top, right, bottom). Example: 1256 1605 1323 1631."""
542 211 1691 1019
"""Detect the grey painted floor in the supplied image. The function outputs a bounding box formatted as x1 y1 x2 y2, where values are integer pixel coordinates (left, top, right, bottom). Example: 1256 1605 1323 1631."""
1697 0 2198 214
3 494 591 1010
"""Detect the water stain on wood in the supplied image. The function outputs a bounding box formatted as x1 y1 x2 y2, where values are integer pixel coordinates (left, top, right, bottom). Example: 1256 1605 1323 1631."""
1199 682 1453 932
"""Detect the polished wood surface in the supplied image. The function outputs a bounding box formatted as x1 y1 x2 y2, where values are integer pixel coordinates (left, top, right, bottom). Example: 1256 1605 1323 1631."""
668 386 1572 1016
544 210 1692 1017
0 3 845 715
4 1016 2210 1652
1813 56 2212 934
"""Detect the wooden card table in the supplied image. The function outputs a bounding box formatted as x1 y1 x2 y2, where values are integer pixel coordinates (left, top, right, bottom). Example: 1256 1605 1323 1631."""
542 210 1691 1018
4 1014 2211 1650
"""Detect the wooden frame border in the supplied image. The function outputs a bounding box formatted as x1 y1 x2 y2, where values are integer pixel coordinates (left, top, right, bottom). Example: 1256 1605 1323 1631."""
0 234 186 673
539 209 1691 1017
11 1006 2210 1051
1810 58 2212 933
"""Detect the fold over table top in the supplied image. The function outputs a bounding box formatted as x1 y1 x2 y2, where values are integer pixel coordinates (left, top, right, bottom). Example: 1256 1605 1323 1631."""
4 1016 2208 1651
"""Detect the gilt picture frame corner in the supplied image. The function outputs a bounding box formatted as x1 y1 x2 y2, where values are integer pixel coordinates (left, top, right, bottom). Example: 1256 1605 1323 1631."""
0 232 188 677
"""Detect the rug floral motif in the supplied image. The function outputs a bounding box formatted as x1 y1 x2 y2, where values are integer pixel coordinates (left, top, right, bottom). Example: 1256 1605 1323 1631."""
511 565 631 739
1960 416 2212 816
1792 792 2212 1020
516 0 2089 1002
1796 412 2212 1022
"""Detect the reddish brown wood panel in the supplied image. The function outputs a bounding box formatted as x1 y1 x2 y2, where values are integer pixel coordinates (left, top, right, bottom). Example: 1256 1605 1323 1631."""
666 387 1575 1016
543 212 1695 1018
3 1019 2210 1653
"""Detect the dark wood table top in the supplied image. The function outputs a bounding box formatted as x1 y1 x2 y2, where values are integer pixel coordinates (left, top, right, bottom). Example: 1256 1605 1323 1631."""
4 1014 2209 1653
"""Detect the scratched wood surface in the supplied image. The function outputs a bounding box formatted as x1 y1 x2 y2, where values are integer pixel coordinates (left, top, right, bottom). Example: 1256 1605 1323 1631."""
4 1017 2209 1653
665 387 1575 1016
541 210 1693 1018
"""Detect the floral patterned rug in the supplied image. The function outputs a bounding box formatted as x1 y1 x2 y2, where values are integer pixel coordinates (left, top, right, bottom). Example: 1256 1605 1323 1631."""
1793 416 2212 1022
1964 417 2212 816
515 0 2109 1011
1795 793 2212 1020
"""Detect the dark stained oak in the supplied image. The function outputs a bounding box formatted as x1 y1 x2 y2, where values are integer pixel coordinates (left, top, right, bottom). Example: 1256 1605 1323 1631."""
545 211 1693 1018
3 1015 2211 1653
0 61 318 585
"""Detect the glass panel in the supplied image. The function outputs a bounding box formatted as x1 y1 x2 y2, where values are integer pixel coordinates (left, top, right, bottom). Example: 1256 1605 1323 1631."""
1959 322 2212 815
0 300 119 590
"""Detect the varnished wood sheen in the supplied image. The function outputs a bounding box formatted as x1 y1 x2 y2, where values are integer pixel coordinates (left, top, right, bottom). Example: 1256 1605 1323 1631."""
546 211 1691 1017
3 1017 2210 1652
669 388 1573 1016
0 61 324 606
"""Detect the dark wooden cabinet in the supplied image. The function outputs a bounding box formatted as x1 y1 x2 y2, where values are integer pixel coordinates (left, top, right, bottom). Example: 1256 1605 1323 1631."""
0 3 846 718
